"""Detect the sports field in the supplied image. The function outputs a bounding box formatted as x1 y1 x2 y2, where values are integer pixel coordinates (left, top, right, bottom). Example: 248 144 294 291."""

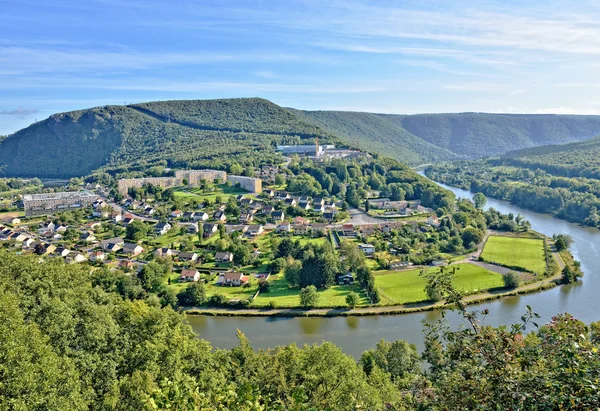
481 235 545 275
374 263 504 304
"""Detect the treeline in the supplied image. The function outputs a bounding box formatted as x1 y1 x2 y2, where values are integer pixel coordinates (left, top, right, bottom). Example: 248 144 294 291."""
427 160 600 228
2 251 600 409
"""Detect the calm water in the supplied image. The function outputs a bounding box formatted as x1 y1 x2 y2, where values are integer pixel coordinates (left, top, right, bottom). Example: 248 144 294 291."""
188 179 600 357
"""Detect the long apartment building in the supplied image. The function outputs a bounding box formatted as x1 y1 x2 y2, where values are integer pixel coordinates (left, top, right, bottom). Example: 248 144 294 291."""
23 191 99 216
117 169 228 195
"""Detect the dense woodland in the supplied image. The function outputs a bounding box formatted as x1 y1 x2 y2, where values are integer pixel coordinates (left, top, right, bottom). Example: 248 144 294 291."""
427 136 600 229
3 98 600 178
1 250 599 410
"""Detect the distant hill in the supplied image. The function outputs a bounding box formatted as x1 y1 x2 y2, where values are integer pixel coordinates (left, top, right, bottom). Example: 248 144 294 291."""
500 135 600 178
291 110 458 165
0 99 333 178
2 98 600 178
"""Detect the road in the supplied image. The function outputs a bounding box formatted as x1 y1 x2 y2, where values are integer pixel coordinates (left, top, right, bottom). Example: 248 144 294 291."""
97 193 157 223
344 207 382 226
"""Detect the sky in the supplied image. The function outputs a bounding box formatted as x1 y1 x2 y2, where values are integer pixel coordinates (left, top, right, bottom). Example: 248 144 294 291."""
2 0 600 135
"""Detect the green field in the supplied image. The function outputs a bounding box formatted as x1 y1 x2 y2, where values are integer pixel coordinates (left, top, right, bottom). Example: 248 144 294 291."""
374 263 504 305
252 277 369 308
481 235 546 274
167 272 258 300
172 184 250 201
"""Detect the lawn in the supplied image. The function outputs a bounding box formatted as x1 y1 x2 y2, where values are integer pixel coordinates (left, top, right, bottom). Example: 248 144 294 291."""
172 184 251 202
374 263 504 305
296 236 329 247
167 272 258 300
252 277 369 308
481 235 546 275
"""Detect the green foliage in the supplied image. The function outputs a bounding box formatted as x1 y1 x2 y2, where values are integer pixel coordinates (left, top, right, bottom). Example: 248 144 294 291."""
299 285 319 308
502 271 521 288
345 291 359 308
177 282 207 306
473 192 486 209
125 220 148 241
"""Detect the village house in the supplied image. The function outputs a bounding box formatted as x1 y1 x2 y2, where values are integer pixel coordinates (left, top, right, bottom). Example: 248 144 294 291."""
118 260 137 270
194 212 209 221
144 206 156 216
337 271 355 285
226 224 248 235
313 197 325 206
217 271 249 287
179 252 198 263
284 197 297 207
240 197 254 206
67 253 87 264
294 216 310 225
342 224 356 237
240 213 253 224
89 250 105 262
276 221 291 233
311 223 328 236
261 205 274 215
80 232 96 243
247 224 264 236
322 211 336 221
180 269 200 283
312 204 325 213
55 247 71 258
155 222 171 235
34 242 56 255
203 223 218 238
358 243 376 255
154 247 174 258
427 215 441 227
271 210 284 222
215 251 234 263
92 209 109 218
186 223 199 234
122 216 135 226
361 225 378 236
170 210 183 218
390 261 413 270
293 224 309 235
213 210 226 222
102 237 124 251
123 243 144 256
113 213 123 223
298 200 311 210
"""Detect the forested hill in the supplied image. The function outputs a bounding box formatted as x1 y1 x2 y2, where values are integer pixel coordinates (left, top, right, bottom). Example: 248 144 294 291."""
0 99 335 178
291 109 458 165
500 136 600 178
396 113 600 157
3 97 600 178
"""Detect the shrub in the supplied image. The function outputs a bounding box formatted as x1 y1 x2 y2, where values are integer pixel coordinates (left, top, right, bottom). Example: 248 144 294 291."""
503 271 521 289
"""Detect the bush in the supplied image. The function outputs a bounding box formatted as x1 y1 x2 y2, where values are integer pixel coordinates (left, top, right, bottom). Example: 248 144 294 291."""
268 300 278 309
258 279 270 293
208 294 227 306
299 285 319 308
503 271 521 289
345 292 359 308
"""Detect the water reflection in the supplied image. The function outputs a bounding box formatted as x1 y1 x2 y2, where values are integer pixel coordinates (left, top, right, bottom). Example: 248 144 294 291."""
298 317 324 335
345 316 359 329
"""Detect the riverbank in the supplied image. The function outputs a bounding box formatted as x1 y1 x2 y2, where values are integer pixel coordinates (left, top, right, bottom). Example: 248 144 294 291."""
185 272 562 317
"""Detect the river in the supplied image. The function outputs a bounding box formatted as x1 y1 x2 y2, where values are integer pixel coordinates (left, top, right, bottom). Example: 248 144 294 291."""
187 179 600 358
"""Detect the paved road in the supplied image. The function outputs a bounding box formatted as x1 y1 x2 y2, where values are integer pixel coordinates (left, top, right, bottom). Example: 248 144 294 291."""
344 207 383 226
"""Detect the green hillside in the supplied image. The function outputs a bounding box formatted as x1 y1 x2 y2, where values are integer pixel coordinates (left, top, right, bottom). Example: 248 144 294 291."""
395 113 600 157
0 99 333 178
292 109 458 165
3 97 600 178
501 136 600 178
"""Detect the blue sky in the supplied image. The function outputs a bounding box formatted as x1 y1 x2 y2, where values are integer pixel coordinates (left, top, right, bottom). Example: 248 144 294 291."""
2 0 600 135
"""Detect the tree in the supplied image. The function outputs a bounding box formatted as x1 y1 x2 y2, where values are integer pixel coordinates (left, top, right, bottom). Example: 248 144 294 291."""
126 220 148 241
473 192 487 209
177 282 207 306
284 257 302 287
559 265 581 284
503 271 521 288
274 173 286 186
554 234 573 251
299 285 319 308
345 292 359 308
360 339 420 379
258 279 270 293
229 163 243 175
